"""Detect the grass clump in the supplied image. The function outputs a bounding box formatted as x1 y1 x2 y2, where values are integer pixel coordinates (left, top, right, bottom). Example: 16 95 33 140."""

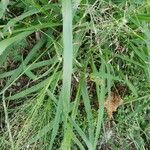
0 0 150 149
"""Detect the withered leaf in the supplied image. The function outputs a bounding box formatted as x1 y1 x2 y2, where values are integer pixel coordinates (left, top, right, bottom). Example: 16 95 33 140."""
104 92 123 119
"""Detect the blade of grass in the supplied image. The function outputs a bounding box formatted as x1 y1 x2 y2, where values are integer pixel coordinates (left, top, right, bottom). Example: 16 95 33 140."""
1 36 46 92
68 117 93 149
0 0 9 19
72 132 85 150
93 59 106 149
2 93 14 150
71 81 82 119
0 37 55 95
81 79 94 146
3 4 59 33
49 0 73 149
48 94 63 150
119 71 138 97
3 22 61 39
0 31 33 55
24 121 53 147
8 77 49 100
15 62 61 148
60 0 74 149
23 68 37 80
0 59 54 79
61 0 73 115
142 24 150 82
8 71 61 100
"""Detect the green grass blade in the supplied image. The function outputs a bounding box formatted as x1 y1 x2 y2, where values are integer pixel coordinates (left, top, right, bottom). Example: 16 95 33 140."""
60 0 73 149
68 117 93 149
0 31 33 55
48 96 63 150
81 80 94 145
61 0 73 113
49 0 73 148
1 37 46 91
0 0 9 19
0 59 53 79
93 60 106 149
72 132 85 150
25 122 53 147
3 4 59 33
8 78 49 100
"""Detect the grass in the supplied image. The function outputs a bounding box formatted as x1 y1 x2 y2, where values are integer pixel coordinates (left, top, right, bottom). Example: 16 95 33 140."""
0 0 150 149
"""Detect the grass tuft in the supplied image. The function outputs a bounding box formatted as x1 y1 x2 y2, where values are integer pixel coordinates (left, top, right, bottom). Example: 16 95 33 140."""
0 0 149 149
